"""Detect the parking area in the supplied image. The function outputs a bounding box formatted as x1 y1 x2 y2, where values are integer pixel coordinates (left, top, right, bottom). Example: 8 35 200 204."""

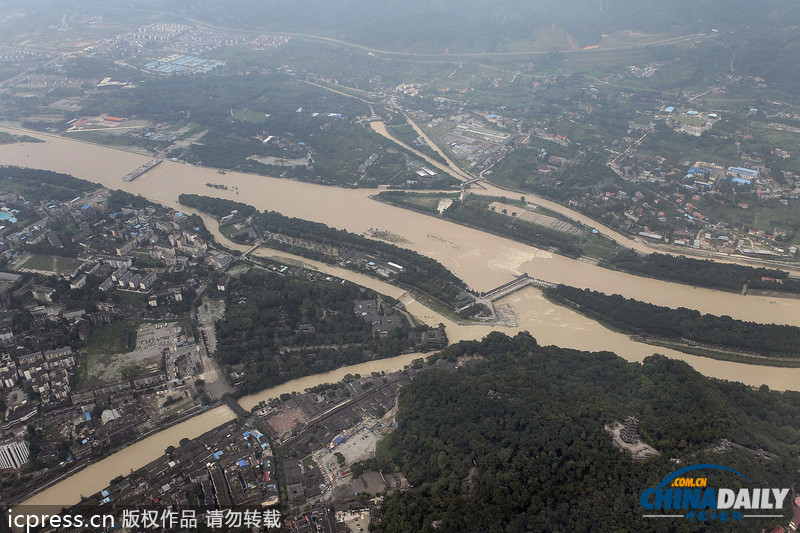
135 322 200 382
313 423 383 486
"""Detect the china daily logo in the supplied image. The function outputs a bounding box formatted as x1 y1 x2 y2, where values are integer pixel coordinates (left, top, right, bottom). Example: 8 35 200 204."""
641 464 789 523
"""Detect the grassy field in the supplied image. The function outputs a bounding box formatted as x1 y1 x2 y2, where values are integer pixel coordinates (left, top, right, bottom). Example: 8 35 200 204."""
231 109 270 124
581 232 625 260
429 120 456 138
159 393 194 419
20 254 82 273
673 115 706 126
79 320 144 386
473 195 581 224
696 199 800 244
115 291 149 305
386 123 446 164
403 193 455 211
0 177 26 195
85 320 141 356
62 129 157 152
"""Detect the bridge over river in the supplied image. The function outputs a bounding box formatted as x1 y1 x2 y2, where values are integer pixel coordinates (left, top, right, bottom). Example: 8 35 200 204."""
481 274 556 301
459 275 557 320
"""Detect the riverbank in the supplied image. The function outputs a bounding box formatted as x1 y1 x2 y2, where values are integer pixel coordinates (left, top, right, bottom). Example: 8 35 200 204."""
369 116 800 277
0 126 798 334
18 351 430 507
11 142 800 507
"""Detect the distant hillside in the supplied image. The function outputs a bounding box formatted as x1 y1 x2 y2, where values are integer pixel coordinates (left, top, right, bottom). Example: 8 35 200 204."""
148 0 800 53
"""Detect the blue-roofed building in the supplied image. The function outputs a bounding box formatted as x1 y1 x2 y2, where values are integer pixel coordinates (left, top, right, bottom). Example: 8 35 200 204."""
726 166 759 184
728 166 758 177
664 106 675 113
686 166 712 178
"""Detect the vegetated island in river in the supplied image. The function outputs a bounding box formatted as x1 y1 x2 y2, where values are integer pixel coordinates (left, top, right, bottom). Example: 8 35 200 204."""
601 249 800 295
178 194 471 312
544 284 800 366
375 191 800 295
0 131 44 145
375 191 618 259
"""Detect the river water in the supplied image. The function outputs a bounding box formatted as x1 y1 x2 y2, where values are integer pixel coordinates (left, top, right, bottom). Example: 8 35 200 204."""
3 128 800 506
0 128 795 323
21 406 235 507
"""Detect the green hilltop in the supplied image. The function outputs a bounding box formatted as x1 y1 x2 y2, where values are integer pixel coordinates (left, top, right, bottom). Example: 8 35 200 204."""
372 332 800 532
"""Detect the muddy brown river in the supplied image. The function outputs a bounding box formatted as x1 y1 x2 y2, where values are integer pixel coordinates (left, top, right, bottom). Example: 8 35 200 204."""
2 128 799 507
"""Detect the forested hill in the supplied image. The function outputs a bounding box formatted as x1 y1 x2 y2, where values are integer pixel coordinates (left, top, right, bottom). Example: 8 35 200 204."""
375 332 800 532
139 0 800 52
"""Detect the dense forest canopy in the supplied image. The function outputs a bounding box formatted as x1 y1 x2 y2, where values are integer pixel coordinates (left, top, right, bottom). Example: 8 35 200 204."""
177 194 256 219
604 250 800 294
546 285 800 356
215 269 431 396
0 166 96 196
375 332 800 532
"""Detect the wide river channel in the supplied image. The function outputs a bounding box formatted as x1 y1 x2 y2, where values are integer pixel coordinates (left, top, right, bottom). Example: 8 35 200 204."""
1 128 798 506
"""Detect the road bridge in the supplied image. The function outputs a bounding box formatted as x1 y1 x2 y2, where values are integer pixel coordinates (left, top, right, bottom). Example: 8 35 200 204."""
242 241 262 257
481 274 556 302
224 395 250 419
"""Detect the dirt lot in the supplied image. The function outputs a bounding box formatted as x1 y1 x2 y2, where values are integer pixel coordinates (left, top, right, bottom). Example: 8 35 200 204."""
85 321 181 384
139 386 197 422
197 297 225 354
196 297 232 399
266 407 310 437
313 422 383 485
